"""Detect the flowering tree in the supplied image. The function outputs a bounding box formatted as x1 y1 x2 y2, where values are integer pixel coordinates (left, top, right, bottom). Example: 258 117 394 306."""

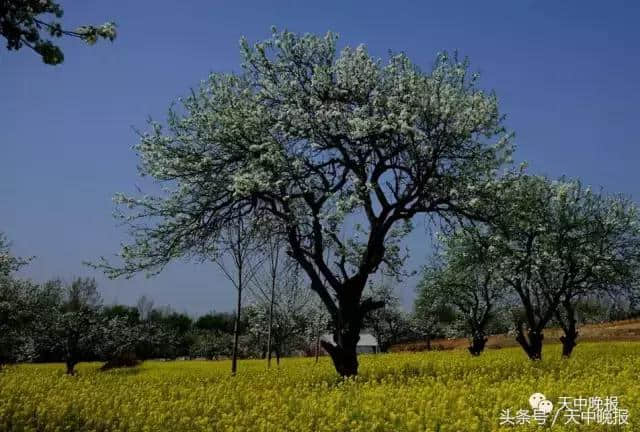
0 233 31 276
249 234 307 366
363 283 411 352
0 277 39 365
0 233 37 366
462 174 640 359
214 219 262 374
42 278 103 375
98 29 511 376
417 231 508 356
248 264 313 363
541 182 640 357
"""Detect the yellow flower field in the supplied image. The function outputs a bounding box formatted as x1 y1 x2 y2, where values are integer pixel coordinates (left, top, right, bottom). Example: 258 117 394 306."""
1 342 639 432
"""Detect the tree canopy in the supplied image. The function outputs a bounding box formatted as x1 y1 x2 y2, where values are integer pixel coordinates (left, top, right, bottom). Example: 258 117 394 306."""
99 28 513 376
439 173 640 359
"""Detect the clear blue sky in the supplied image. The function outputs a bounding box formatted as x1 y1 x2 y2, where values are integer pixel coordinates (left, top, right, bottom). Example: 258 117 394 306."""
2 0 639 315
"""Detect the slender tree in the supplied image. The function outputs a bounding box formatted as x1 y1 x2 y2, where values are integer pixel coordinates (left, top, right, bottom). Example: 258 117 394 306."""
250 232 296 366
214 219 262 374
96 29 511 376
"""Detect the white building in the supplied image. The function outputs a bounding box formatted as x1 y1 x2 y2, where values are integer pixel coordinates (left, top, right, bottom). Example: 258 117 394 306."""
320 333 379 354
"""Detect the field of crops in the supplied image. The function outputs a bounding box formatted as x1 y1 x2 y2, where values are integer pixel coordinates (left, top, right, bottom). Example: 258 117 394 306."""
1 342 639 432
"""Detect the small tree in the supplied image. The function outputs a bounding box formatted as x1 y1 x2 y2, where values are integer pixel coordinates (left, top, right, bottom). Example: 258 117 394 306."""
305 297 330 362
363 284 410 352
136 295 154 321
214 219 262 374
250 232 295 366
45 278 103 374
412 287 457 351
417 231 507 356
98 317 144 370
248 271 313 363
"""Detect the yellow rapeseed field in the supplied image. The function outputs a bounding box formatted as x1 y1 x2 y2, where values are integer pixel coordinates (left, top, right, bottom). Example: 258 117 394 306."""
1 342 639 432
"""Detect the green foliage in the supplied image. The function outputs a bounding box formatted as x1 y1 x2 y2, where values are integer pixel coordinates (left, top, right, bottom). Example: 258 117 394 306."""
1 0 116 65
0 232 31 276
363 284 412 352
195 311 237 333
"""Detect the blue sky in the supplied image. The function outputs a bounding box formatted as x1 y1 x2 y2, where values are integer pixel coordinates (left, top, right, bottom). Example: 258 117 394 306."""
2 0 639 315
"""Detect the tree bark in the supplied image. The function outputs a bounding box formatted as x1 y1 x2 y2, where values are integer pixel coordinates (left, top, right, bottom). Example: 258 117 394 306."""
515 327 544 360
319 290 385 376
315 327 321 363
468 333 488 356
266 269 276 368
559 300 578 358
321 332 359 377
65 358 77 375
231 284 242 375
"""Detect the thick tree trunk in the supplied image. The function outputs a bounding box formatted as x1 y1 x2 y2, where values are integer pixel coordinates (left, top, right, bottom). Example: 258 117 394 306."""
468 333 488 356
559 301 578 358
560 328 578 358
311 272 384 376
321 332 359 377
65 359 77 375
515 327 544 360
320 289 385 377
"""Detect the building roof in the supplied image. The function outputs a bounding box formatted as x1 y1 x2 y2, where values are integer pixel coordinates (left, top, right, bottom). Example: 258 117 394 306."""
321 333 378 347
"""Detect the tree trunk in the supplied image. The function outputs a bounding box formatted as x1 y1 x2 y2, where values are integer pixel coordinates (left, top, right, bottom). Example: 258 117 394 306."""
321 333 359 377
266 275 275 368
313 275 384 376
559 301 578 358
515 327 544 360
468 333 488 356
320 291 371 377
65 358 77 375
315 328 321 363
231 285 242 375
560 328 578 358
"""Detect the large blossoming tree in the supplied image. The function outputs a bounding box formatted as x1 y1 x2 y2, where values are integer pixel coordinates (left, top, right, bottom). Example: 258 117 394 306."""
99 29 512 376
